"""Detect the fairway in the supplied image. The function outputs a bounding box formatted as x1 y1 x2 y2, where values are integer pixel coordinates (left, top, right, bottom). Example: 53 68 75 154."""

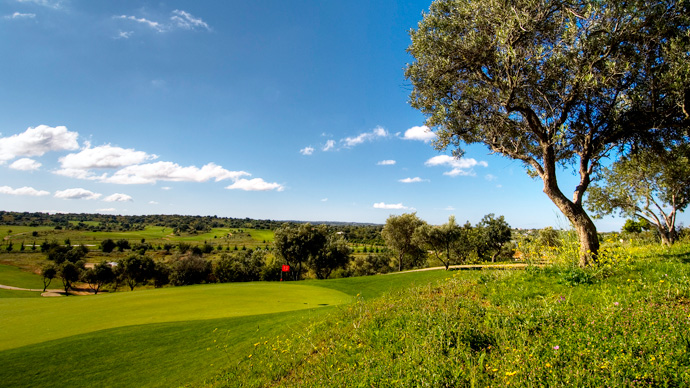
0 282 350 351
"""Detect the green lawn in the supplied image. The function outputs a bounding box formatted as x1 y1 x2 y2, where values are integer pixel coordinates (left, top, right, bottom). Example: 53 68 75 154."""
0 263 46 289
0 270 453 388
0 281 350 351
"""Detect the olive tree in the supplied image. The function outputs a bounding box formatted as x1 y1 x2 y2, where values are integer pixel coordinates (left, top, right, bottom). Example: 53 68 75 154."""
406 0 689 265
588 145 690 246
413 216 462 270
381 213 426 271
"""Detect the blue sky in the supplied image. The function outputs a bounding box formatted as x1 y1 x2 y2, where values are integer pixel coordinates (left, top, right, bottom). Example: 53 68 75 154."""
0 0 678 231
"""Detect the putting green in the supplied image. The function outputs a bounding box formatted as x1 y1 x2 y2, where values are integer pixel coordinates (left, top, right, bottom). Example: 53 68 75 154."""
0 282 350 351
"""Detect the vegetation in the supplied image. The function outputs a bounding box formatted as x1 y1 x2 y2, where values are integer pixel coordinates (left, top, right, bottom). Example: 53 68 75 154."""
406 0 690 265
207 242 690 387
588 144 690 246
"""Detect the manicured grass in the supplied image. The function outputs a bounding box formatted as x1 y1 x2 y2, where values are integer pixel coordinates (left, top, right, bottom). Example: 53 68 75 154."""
0 282 350 351
0 268 453 388
0 308 331 388
0 263 46 290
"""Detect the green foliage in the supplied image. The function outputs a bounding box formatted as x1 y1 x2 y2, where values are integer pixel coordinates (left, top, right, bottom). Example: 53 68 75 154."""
406 0 690 263
381 213 426 271
170 255 212 286
101 238 116 253
588 144 690 246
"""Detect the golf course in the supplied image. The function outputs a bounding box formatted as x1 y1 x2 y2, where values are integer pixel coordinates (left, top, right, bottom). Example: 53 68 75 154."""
0 262 454 387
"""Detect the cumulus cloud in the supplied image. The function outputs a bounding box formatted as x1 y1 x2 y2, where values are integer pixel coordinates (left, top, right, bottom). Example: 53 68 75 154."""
321 198 328 202
373 202 410 210
399 177 428 183
425 155 488 176
342 126 388 147
149 201 159 205
103 193 133 202
225 178 284 192
300 146 314 156
5 12 36 19
377 160 396 166
171 9 210 31
403 125 436 142
485 174 497 181
96 208 116 212
9 158 41 171
322 140 335 151
59 144 157 170
102 162 250 185
54 188 101 200
0 125 79 163
0 185 50 196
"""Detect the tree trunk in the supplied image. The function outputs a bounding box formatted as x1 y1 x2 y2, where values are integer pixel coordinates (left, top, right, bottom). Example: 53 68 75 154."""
542 160 599 266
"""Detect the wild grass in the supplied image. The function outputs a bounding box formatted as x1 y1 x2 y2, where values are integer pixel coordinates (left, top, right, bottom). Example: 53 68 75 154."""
209 243 690 387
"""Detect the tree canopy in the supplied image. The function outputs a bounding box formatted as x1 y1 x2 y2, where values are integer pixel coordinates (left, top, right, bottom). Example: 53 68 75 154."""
588 144 690 245
406 0 689 265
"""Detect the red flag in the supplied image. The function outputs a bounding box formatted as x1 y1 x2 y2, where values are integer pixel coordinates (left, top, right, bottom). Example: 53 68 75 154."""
281 265 290 272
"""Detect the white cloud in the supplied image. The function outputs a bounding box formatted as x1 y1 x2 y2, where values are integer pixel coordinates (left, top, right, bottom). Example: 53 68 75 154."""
102 162 250 184
171 10 210 31
226 178 284 192
322 140 335 151
445 206 456 211
377 160 396 165
373 202 410 210
161 187 171 190
53 168 104 180
9 158 41 171
96 208 116 212
0 125 79 163
321 198 328 202
59 144 157 170
342 126 388 147
103 193 133 202
115 10 210 33
5 12 36 19
0 185 50 196
300 146 314 156
54 188 101 200
149 201 159 205
403 125 436 142
485 174 497 181
114 15 165 32
399 177 428 183
425 155 488 177
16 0 61 9
115 30 134 39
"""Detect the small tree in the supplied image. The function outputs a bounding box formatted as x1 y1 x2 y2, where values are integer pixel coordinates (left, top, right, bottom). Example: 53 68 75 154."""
101 239 116 253
413 216 462 270
58 261 83 294
478 214 512 262
118 254 155 291
41 264 57 292
381 213 426 271
588 145 690 246
81 261 114 294
310 233 351 279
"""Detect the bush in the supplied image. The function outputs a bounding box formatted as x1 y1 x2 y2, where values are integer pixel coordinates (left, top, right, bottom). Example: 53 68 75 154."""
169 255 211 286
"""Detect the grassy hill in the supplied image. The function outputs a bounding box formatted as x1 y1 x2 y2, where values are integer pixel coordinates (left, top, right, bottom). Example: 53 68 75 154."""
206 243 690 387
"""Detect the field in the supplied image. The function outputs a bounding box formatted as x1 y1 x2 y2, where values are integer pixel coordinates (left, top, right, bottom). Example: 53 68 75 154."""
0 263 453 387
